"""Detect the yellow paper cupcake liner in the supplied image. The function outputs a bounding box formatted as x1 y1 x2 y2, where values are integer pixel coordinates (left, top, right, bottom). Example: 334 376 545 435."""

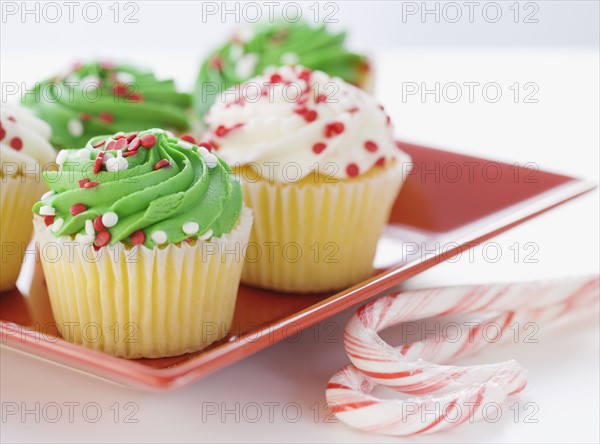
240 163 407 293
33 208 253 359
1 174 46 292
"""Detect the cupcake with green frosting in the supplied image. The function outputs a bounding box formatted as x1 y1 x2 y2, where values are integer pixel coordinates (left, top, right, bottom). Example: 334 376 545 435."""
24 62 192 149
194 21 371 116
32 129 252 358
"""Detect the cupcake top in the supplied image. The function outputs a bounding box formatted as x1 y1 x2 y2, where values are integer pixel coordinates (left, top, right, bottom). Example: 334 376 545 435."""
204 66 405 183
194 21 369 116
32 129 242 248
24 61 192 149
1 103 55 176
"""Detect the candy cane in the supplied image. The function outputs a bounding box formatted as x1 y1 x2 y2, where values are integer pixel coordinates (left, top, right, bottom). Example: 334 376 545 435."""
326 275 599 436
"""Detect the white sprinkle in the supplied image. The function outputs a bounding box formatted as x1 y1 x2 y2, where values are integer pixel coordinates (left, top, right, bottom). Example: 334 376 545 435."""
41 190 55 201
178 140 193 150
105 156 128 172
102 152 115 163
182 221 199 235
235 53 259 79
85 219 95 236
80 76 101 89
115 71 135 83
280 52 299 65
198 229 213 241
101 212 119 228
229 44 243 61
75 233 94 244
39 205 55 216
67 119 84 137
55 150 68 167
151 230 168 245
198 146 219 167
113 131 125 139
51 217 64 232
77 148 91 159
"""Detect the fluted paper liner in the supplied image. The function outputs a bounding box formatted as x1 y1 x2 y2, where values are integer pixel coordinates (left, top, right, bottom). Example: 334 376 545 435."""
1 175 46 291
240 163 407 293
33 208 253 358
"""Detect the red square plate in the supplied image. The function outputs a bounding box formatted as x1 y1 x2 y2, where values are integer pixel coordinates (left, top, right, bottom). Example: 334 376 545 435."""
0 142 594 391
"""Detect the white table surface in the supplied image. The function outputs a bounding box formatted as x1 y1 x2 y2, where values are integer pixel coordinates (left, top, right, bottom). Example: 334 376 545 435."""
1 48 599 443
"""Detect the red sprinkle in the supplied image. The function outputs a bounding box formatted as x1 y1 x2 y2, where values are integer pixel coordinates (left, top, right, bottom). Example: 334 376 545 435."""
346 163 360 177
0 124 5 141
293 107 307 116
114 138 128 150
324 122 345 138
70 203 87 216
105 140 116 151
298 69 311 83
94 231 111 248
347 107 359 114
125 132 139 142
140 134 156 148
181 134 196 144
304 110 318 123
129 92 144 103
78 179 89 188
98 112 114 124
215 125 228 137
79 113 92 121
93 152 104 174
316 94 327 104
210 56 223 71
123 150 138 157
129 230 145 245
9 137 23 150
154 159 171 170
198 142 214 151
83 180 100 188
7 116 16 122
92 139 106 148
270 73 282 83
364 140 378 152
44 216 55 227
312 142 327 154
127 137 141 151
375 156 386 167
93 215 105 231
111 82 128 97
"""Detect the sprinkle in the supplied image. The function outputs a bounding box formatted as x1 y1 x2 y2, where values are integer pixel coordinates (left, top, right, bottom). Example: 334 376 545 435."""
154 159 171 170
44 216 55 226
51 217 64 232
235 53 258 79
93 152 105 174
346 163 359 177
215 125 228 137
312 143 327 154
9 137 22 150
105 140 116 151
198 142 214 151
375 156 386 167
293 107 307 116
114 137 128 150
151 230 167 245
182 221 199 235
347 107 359 114
7 116 16 122
113 132 126 139
122 150 138 157
92 139 106 148
94 231 110 247
67 119 84 137
85 219 95 236
0 124 5 141
115 71 135 83
199 147 219 168
127 137 141 151
198 229 213 241
39 205 55 216
364 141 378 152
79 113 92 121
304 110 318 123
77 149 91 159
55 150 69 167
298 69 311 83
316 94 327 104
270 73 282 83
101 212 118 228
70 203 87 216
140 133 156 148
41 190 55 200
324 122 345 138
79 179 100 188
93 215 105 231
106 156 128 172
177 140 193 150
129 230 145 245
98 112 114 124
180 134 196 144
210 55 223 71
125 132 139 142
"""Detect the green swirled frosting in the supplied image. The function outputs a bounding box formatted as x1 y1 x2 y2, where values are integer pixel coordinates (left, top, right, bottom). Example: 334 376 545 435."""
24 62 191 149
194 21 369 116
32 129 242 248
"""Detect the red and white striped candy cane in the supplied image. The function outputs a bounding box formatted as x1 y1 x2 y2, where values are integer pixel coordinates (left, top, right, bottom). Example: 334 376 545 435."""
326 275 599 436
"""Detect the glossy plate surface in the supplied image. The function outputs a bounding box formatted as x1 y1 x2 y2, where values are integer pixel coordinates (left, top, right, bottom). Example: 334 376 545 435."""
0 142 594 391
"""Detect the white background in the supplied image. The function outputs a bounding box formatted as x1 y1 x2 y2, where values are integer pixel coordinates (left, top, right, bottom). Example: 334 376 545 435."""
1 1 599 443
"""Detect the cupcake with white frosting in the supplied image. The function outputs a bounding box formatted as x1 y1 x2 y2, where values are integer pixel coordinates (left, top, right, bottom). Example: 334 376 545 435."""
1 104 55 291
204 66 410 293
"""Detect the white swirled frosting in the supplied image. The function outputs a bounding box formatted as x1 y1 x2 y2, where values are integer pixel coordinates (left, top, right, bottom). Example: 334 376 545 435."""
204 65 408 183
1 103 55 176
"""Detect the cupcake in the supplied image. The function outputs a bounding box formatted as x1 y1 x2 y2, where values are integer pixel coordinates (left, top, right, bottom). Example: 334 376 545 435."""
204 66 410 293
24 61 192 148
194 21 371 117
31 129 252 358
1 104 55 292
